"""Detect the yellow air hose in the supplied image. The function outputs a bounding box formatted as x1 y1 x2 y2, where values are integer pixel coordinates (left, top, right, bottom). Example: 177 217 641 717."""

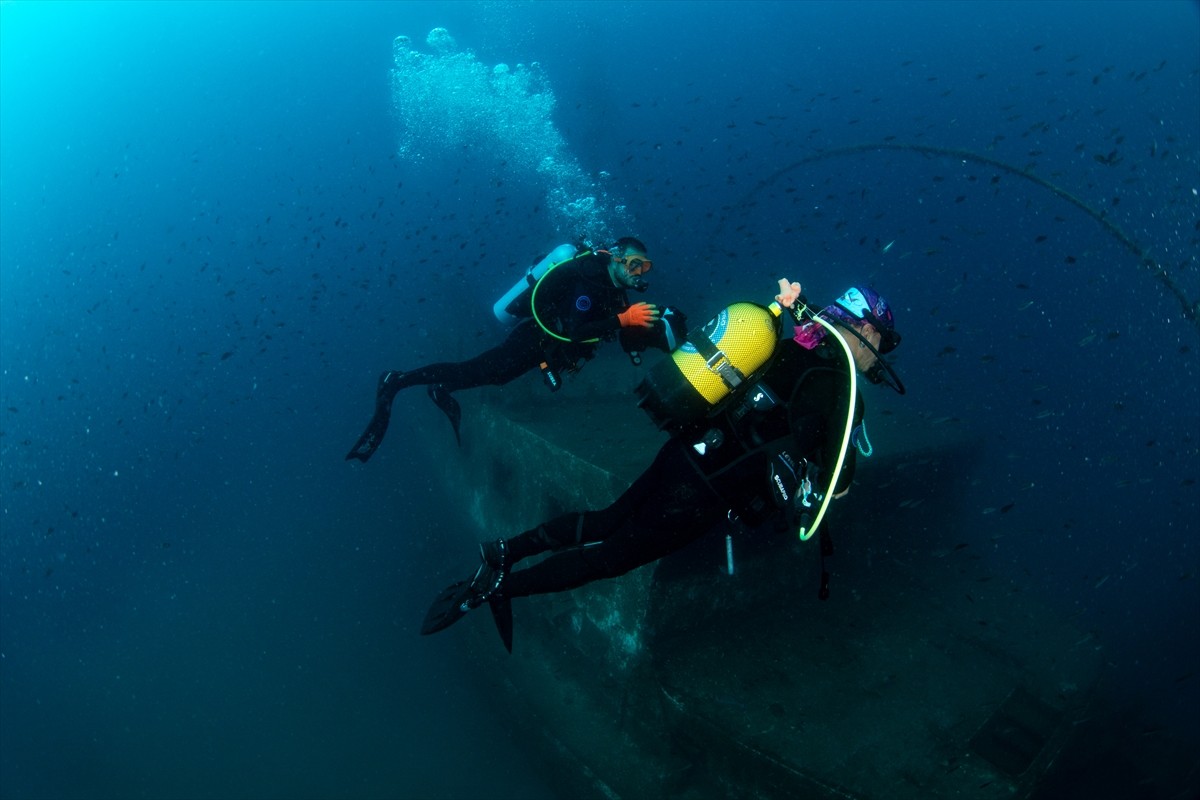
529 252 602 344
796 311 858 542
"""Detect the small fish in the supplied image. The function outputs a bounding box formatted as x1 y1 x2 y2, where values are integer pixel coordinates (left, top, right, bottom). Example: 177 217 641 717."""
1094 575 1109 589
881 239 896 254
220 351 234 361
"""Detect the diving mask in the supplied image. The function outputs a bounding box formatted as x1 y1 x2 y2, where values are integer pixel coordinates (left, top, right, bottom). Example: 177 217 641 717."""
622 255 652 277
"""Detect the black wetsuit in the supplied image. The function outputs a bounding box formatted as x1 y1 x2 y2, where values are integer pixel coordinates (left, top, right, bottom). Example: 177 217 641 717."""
347 249 673 460
501 337 865 597
407 250 637 388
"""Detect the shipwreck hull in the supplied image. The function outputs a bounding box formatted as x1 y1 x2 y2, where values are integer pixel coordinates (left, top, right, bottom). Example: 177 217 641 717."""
418 368 1100 799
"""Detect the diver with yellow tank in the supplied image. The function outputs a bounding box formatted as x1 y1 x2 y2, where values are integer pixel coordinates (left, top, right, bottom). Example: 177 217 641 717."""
421 278 905 651
344 237 688 461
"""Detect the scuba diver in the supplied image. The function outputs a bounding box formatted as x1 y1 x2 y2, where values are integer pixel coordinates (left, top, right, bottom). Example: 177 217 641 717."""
421 279 905 651
345 237 686 461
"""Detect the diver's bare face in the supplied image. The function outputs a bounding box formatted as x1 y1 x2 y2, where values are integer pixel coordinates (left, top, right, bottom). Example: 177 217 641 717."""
851 324 884 374
608 251 651 288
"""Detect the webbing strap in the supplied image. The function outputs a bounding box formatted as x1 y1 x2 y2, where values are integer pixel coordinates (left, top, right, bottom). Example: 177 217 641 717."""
687 330 745 389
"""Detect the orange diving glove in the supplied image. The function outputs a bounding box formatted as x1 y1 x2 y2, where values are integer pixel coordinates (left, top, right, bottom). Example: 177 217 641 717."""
617 302 660 328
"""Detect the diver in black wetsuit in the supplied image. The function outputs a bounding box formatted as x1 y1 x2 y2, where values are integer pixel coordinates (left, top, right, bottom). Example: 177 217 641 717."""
421 282 905 651
345 237 686 461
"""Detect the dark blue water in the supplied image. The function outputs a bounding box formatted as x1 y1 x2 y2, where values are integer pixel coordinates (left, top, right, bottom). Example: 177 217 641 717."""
2 2 1197 798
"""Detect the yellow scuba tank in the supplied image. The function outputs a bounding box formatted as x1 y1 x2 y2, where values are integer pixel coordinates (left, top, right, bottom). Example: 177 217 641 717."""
636 301 783 430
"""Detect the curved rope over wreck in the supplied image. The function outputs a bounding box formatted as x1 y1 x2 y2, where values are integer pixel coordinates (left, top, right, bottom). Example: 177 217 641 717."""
719 142 1199 335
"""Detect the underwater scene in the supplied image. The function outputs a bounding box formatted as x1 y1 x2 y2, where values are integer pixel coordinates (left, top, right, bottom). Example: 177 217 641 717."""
1 2 1197 798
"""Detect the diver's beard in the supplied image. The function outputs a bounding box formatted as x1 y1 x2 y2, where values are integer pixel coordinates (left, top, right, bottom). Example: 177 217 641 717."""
630 277 649 292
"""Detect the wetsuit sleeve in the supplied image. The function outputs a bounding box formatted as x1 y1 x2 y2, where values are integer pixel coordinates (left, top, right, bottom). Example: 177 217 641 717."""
571 310 623 341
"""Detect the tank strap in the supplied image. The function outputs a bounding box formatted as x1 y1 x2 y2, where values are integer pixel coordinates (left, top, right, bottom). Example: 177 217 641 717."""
686 329 746 389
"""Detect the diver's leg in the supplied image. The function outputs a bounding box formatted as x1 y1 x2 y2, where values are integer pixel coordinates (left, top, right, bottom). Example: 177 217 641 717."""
423 443 719 647
415 323 543 442
504 489 722 597
502 442 724 595
408 321 543 392
498 439 675 564
347 326 542 459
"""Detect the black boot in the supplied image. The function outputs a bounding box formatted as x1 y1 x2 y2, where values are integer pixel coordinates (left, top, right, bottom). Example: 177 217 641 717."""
480 538 508 574
345 371 407 462
465 539 508 610
479 539 514 652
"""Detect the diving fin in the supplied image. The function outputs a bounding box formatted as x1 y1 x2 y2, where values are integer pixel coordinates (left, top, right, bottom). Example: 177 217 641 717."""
488 594 513 653
345 371 407 462
345 408 390 462
420 581 473 636
427 384 462 446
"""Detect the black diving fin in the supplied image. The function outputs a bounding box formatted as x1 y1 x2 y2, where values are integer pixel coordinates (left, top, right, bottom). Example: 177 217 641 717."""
488 595 513 653
420 581 473 636
345 412 389 462
427 384 462 447
346 371 407 462
420 582 513 653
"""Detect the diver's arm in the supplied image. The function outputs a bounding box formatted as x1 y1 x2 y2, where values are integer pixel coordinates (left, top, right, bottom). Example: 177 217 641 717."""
570 312 625 341
618 306 687 354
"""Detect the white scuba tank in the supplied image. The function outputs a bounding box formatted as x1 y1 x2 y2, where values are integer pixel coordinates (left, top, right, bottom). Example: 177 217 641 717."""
492 243 579 326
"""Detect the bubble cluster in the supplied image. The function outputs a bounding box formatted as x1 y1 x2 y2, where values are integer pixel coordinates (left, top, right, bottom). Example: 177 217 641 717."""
390 28 629 243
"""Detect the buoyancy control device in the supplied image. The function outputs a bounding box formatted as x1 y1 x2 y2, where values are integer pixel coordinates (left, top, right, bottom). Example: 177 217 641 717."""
636 284 863 545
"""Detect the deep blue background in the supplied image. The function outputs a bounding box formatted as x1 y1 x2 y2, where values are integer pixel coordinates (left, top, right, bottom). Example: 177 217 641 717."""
2 2 1197 798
